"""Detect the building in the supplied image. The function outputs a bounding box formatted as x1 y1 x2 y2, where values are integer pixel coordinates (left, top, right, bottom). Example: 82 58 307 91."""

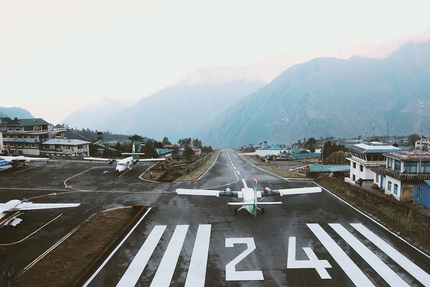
414 180 430 209
373 151 430 202
41 139 90 157
347 141 401 183
2 118 51 156
415 135 430 151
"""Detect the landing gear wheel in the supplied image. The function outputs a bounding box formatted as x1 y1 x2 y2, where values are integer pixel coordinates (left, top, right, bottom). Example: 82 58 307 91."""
261 208 265 214
234 208 238 215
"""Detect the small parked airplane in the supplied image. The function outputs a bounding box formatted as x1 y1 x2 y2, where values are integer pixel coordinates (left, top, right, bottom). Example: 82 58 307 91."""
84 143 166 173
0 199 80 227
0 155 49 171
176 179 321 216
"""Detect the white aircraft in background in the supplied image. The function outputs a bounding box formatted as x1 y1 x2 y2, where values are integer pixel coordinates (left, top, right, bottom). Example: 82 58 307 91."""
0 199 80 227
176 179 321 217
84 143 166 173
0 155 49 172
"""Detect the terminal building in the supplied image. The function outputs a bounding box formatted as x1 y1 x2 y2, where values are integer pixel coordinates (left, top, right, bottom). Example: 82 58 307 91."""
347 141 402 183
1 117 90 157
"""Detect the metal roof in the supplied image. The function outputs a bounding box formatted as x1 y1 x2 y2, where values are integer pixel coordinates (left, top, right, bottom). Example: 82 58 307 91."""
309 165 350 172
6 118 49 126
43 139 90 145
348 141 402 154
383 151 430 161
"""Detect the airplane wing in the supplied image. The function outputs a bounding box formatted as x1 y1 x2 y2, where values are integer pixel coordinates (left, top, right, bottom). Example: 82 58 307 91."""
84 157 117 163
261 186 321 197
137 158 167 162
2 156 49 163
1 199 80 211
176 189 242 198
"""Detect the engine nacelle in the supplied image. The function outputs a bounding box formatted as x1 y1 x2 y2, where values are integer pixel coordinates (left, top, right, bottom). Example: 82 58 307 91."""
108 159 115 165
132 159 138 165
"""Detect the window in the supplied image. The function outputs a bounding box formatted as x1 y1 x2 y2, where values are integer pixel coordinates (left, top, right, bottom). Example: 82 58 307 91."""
353 162 356 169
394 160 401 171
376 174 379 183
360 165 363 172
394 184 398 195
387 158 393 168
387 181 392 191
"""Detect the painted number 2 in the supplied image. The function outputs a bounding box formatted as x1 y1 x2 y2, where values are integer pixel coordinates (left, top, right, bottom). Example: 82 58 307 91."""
225 237 264 281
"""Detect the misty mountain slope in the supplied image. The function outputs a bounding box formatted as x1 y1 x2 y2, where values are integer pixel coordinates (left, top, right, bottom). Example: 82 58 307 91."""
0 107 33 119
61 97 139 129
202 40 430 148
98 80 262 141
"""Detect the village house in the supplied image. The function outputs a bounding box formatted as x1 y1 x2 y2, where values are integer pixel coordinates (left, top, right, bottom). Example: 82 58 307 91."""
372 151 430 207
347 141 402 183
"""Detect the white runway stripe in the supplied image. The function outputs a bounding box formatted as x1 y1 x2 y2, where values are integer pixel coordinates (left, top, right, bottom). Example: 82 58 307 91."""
185 224 212 287
307 223 375 287
150 225 189 287
329 223 409 287
116 225 166 287
351 223 430 286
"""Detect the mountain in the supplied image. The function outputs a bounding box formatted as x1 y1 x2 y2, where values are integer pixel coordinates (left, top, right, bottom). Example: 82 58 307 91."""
61 97 139 129
201 39 430 148
0 107 33 120
61 54 316 140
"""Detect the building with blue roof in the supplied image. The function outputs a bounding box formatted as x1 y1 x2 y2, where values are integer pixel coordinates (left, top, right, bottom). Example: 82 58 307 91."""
347 141 401 183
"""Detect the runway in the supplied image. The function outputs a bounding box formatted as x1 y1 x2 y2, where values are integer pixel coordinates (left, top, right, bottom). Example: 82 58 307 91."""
83 150 430 286
1 151 429 286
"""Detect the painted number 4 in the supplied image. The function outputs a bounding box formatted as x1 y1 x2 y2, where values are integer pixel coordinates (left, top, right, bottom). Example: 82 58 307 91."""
287 236 332 279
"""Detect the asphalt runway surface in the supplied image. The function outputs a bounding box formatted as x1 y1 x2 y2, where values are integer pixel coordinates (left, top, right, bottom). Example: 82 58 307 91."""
1 151 430 286
0 159 160 272
84 150 430 287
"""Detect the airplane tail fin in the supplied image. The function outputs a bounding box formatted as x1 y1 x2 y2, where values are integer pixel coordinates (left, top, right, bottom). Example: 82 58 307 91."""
252 179 258 217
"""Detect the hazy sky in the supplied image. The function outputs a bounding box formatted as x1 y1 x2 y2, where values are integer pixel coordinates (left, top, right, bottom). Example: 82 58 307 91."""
1 0 430 124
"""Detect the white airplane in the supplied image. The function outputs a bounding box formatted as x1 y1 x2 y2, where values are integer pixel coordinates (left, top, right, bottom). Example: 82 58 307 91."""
176 179 321 217
84 143 166 173
0 199 80 227
0 155 49 171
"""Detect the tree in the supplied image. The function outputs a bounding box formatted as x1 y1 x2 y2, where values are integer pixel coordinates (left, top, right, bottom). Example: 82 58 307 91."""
192 138 202 148
408 133 420 147
183 145 195 162
304 137 316 153
142 140 159 158
129 134 144 142
162 137 171 146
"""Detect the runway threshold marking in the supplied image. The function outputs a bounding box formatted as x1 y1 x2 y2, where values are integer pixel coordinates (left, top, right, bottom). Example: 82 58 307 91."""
329 223 409 287
150 225 189 286
185 224 211 287
116 225 166 287
307 223 376 287
351 223 430 286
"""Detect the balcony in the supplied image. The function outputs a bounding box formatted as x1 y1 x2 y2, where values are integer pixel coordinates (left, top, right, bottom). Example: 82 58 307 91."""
3 138 37 143
377 165 430 181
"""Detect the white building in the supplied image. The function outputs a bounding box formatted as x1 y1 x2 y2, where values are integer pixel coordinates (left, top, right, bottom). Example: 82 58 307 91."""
347 142 401 183
41 139 90 157
373 151 430 201
415 136 430 150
